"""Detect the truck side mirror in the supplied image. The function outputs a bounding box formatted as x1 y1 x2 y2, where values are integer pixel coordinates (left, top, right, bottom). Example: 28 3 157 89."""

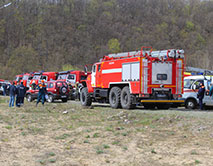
84 65 88 75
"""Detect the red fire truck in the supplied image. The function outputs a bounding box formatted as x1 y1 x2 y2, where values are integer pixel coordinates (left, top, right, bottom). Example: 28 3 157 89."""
21 72 34 88
80 46 185 109
57 70 87 86
29 72 58 86
14 74 23 84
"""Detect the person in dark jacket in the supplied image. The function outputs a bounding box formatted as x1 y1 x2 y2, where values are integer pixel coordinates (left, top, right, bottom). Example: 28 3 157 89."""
17 81 26 106
15 82 20 107
197 82 205 110
3 83 7 96
36 80 47 106
9 82 16 107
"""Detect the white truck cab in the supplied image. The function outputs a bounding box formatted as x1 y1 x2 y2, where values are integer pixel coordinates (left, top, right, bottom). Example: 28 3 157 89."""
183 75 213 109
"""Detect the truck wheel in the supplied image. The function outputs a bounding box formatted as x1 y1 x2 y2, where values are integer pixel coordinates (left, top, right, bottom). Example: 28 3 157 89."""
80 87 92 106
109 87 121 109
185 99 197 109
120 86 135 109
26 94 32 102
62 98 68 102
48 94 54 103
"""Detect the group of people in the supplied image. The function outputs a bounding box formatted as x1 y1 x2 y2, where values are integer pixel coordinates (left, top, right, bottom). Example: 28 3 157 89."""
8 80 47 107
9 82 26 107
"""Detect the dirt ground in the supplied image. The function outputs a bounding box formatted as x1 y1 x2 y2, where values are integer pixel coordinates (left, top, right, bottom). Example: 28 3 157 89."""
0 96 213 166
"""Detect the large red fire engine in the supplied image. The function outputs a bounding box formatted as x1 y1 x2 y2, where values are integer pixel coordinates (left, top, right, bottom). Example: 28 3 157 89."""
80 46 185 109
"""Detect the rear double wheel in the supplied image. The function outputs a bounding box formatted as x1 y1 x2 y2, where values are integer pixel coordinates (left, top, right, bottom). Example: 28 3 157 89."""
80 87 92 106
120 86 135 109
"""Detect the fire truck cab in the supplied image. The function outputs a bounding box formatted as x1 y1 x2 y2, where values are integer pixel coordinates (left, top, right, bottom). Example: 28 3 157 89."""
14 74 23 84
22 73 34 88
80 46 185 109
57 70 87 86
30 72 58 86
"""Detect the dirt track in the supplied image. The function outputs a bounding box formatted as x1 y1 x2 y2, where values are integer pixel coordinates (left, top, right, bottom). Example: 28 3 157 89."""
1 97 213 166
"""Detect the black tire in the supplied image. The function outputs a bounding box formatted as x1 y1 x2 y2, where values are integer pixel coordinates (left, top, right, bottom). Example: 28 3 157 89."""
156 104 170 109
109 86 121 109
80 87 92 106
62 98 68 102
120 86 135 109
185 99 197 109
47 94 54 103
26 94 32 102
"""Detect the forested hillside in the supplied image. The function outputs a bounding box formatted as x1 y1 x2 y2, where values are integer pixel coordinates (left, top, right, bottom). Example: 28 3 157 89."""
0 0 213 80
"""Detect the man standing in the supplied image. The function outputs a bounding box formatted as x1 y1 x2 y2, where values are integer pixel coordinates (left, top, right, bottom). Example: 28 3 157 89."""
36 80 47 106
17 81 26 106
16 82 20 107
3 83 7 96
197 82 205 110
9 82 16 107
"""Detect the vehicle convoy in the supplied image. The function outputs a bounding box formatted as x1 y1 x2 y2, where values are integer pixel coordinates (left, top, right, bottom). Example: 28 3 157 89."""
80 46 185 109
29 72 58 87
26 80 69 103
183 75 213 109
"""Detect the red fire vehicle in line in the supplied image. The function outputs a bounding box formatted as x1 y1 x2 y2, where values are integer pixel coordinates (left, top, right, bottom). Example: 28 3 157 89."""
26 80 69 102
57 70 87 86
21 72 35 88
80 46 185 109
14 74 23 85
57 70 89 99
29 72 58 87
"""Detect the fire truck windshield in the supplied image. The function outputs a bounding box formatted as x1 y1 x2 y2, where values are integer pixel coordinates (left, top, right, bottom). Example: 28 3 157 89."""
58 74 67 80
33 75 40 80
23 75 29 80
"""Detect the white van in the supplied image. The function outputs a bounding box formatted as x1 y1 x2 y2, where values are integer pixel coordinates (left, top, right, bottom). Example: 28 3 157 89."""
183 75 213 109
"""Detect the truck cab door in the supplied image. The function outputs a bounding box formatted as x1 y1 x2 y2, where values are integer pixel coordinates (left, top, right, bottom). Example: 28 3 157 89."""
203 80 213 106
96 64 102 87
91 65 96 87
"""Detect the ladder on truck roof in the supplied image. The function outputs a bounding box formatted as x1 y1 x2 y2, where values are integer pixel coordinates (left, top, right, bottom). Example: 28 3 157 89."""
104 47 184 61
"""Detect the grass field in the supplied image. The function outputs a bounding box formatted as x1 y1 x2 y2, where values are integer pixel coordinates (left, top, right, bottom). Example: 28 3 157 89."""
0 96 213 166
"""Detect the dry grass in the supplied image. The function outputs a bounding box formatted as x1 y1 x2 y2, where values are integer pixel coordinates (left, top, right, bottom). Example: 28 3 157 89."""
0 96 213 166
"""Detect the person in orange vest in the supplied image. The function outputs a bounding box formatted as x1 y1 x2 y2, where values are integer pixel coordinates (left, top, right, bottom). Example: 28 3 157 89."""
36 80 47 106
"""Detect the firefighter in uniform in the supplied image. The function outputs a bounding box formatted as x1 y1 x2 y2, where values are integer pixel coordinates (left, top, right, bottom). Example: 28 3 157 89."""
36 80 47 106
17 81 26 106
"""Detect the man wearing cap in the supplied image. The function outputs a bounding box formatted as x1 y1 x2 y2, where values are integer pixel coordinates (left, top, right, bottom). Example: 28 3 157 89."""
36 80 47 106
